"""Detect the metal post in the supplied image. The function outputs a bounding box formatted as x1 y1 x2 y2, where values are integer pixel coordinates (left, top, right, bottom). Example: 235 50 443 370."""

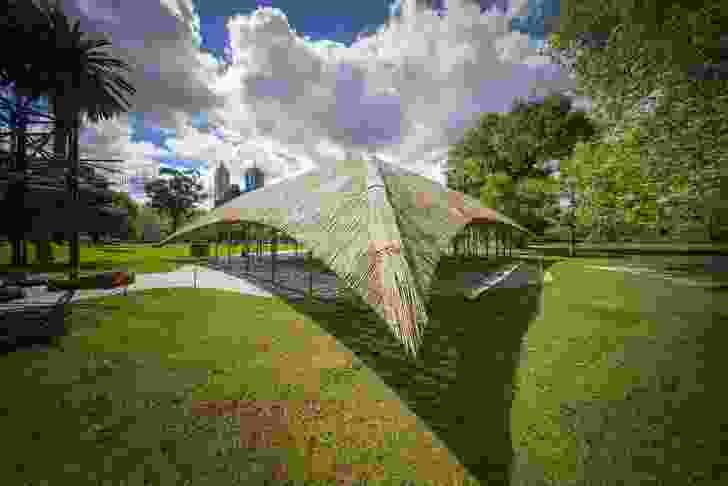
486 227 489 257
227 229 231 264
246 223 251 272
477 226 482 258
272 228 277 286
308 250 313 300
496 227 500 257
472 225 476 258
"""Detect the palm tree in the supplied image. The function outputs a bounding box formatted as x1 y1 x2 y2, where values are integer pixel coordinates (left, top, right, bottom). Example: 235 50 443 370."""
35 1 136 279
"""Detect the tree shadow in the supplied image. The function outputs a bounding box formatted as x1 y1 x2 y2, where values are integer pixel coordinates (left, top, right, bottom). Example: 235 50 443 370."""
280 259 544 485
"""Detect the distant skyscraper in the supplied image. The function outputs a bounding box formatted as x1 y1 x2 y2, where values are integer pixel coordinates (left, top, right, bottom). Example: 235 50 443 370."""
214 161 231 205
243 162 264 193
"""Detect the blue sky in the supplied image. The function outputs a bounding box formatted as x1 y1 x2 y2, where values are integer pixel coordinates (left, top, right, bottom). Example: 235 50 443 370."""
4 0 576 205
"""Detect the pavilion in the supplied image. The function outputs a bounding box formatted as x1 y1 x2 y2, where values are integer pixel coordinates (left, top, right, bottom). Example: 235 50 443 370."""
157 157 531 357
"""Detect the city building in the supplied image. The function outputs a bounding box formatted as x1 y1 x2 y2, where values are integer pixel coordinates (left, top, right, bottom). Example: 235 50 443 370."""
243 164 264 193
214 161 231 204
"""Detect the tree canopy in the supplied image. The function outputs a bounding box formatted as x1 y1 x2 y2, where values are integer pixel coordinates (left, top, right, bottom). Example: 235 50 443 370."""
144 169 208 235
544 0 728 241
446 93 598 235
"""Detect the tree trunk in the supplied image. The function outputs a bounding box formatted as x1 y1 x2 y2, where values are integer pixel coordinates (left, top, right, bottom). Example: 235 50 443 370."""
69 111 80 280
37 238 53 264
51 92 78 279
10 94 28 267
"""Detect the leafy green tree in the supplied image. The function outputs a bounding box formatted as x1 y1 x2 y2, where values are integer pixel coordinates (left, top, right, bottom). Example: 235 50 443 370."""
38 2 136 278
447 94 598 234
0 1 136 275
111 190 141 240
144 170 208 235
546 0 728 241
560 127 659 242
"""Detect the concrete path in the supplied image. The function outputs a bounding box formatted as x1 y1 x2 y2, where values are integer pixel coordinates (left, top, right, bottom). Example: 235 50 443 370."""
10 264 278 306
7 250 539 306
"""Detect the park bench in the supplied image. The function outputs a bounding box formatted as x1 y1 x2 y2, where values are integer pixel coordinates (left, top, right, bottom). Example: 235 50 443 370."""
0 289 76 346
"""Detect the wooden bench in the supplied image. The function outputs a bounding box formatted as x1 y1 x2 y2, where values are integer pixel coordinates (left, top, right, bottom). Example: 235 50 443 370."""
0 289 76 346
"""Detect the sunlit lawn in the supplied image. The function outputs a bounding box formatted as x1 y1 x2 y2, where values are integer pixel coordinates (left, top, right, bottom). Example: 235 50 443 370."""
1 253 726 484
0 241 299 277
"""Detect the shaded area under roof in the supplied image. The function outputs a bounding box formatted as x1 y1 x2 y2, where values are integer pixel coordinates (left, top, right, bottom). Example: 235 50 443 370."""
158 158 531 357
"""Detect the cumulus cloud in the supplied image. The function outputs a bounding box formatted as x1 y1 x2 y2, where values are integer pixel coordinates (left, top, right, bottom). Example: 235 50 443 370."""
55 0 581 203
213 0 577 175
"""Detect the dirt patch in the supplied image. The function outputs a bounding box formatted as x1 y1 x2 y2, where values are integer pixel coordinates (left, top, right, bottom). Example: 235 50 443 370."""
189 398 372 483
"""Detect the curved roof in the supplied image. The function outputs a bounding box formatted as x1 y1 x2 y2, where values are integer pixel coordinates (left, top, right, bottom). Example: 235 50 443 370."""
158 158 531 358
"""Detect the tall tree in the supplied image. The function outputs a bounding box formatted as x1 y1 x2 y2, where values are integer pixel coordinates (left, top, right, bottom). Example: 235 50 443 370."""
560 127 659 243
447 94 598 234
33 1 136 278
110 190 140 240
144 170 208 235
545 0 728 241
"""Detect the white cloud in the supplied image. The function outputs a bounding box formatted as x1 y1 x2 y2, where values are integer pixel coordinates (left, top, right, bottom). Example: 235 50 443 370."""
65 0 581 196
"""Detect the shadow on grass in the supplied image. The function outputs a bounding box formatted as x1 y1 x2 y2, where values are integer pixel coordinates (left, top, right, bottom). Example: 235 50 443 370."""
281 259 544 485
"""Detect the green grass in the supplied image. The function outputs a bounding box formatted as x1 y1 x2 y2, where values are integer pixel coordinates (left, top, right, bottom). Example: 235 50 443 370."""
0 241 299 278
1 254 726 484
0 287 482 485
529 241 728 256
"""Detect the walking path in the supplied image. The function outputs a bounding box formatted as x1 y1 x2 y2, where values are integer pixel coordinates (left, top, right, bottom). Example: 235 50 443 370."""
8 251 538 306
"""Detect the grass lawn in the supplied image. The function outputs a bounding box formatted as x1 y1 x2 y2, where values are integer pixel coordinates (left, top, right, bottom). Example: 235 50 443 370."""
1 254 726 484
0 241 299 278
